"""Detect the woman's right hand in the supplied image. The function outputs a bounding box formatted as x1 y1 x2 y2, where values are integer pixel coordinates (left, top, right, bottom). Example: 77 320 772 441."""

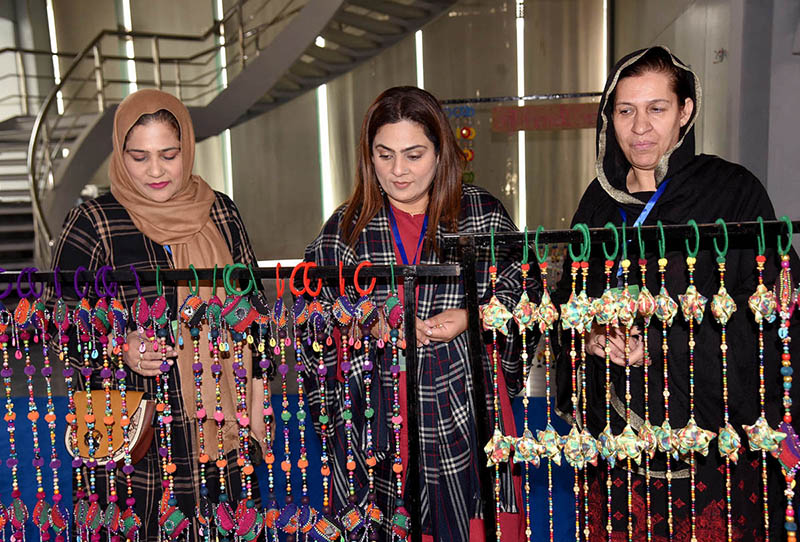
585 324 645 367
124 330 177 377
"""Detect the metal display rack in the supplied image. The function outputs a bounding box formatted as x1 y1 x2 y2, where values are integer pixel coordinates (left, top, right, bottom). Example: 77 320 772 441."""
2 218 796 542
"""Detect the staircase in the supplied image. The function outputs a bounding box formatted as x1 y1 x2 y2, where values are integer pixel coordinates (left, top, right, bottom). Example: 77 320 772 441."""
16 0 457 268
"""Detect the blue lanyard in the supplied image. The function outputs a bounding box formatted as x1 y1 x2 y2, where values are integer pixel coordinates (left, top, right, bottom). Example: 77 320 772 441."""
388 207 428 265
618 177 671 227
616 177 671 280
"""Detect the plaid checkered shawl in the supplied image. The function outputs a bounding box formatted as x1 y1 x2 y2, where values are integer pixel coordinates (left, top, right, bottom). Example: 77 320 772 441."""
47 191 260 540
299 185 536 540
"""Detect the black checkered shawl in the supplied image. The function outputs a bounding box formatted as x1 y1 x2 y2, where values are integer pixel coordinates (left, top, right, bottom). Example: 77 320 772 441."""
47 191 261 540
299 185 537 541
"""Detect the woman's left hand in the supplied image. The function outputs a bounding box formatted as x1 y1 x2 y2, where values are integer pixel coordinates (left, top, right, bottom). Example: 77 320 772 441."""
416 309 468 346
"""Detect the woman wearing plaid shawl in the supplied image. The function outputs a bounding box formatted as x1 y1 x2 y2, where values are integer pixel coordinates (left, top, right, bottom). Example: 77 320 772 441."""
300 86 536 541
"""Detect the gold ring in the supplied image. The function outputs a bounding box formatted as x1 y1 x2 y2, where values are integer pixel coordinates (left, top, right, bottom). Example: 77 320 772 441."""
136 359 142 371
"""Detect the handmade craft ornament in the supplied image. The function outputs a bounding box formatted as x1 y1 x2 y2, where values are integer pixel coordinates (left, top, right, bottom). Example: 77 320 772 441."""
562 425 585 469
480 294 513 335
484 428 514 466
676 417 716 457
513 428 543 468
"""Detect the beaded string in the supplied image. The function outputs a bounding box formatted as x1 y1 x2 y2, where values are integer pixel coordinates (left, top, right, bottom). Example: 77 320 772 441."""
635 226 657 542
73 291 98 539
331 261 362 536
307 296 331 522
595 223 619 542
110 288 140 541
512 228 538 542
579 256 598 542
151 266 189 540
3 302 26 541
772 217 798 542
653 221 678 542
38 297 66 538
708 220 739 542
93 296 120 534
52 285 74 540
19 295 51 538
220 263 259 536
354 261 382 538
677 220 714 542
13 297 35 540
385 264 410 541
292 285 316 534
561 242 584 542
616 225 641 542
745 217 784 542
479 229 514 542
205 284 228 515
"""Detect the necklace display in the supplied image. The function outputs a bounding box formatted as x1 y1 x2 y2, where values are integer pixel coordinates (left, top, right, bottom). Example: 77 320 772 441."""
634 226 657 542
708 220 739 542
746 218 786 542
771 217 800 542
512 229 542 542
479 229 514 542
652 222 678 541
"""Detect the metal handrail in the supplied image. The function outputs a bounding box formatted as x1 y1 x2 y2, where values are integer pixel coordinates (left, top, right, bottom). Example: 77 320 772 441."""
26 0 302 265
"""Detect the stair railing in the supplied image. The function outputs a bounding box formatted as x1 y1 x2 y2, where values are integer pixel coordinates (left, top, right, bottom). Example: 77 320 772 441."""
26 0 308 267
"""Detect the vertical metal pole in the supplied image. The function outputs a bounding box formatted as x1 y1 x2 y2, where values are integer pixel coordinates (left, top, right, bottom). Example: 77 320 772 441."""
460 236 497 542
237 1 245 71
402 266 422 542
15 51 28 116
92 45 105 111
174 60 182 100
151 37 162 89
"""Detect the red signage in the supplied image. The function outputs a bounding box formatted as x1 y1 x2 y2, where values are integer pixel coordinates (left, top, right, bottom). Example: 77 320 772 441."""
491 102 598 132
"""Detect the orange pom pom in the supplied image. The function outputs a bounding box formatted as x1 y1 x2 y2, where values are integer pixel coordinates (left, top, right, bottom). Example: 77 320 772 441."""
103 416 115 426
27 411 39 422
165 462 177 474
216 459 227 468
199 454 210 464
243 465 254 475
297 459 309 469
281 461 291 472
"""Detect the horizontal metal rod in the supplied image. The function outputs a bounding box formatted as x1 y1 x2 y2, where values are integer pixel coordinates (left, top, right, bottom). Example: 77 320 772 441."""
1 264 461 285
440 91 602 105
441 219 799 249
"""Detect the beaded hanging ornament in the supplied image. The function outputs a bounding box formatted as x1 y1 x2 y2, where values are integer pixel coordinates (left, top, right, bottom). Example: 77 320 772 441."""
286 263 319 538
708 220 740 542
178 265 212 540
614 225 647 542
592 224 620 541
676 221 716 542
479 229 514 542
219 263 262 542
634 226 658 542
770 217 800 542
652 221 679 541
513 228 545 542
745 218 787 542
331 262 369 539
304 264 347 542
384 264 410 542
50 268 72 541
12 276 38 541
0 293 21 541
72 270 104 540
18 271 56 541
561 225 594 542
150 266 190 541
456 106 477 184
91 276 123 538
353 261 383 541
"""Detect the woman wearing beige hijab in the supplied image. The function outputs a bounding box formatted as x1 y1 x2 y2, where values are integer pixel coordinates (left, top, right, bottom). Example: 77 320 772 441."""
50 89 267 539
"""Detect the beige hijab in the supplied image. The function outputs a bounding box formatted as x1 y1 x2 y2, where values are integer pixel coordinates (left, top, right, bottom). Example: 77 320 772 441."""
110 89 252 458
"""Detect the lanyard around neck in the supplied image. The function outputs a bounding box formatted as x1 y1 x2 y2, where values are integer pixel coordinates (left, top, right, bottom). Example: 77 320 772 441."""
618 177 671 227
388 206 429 265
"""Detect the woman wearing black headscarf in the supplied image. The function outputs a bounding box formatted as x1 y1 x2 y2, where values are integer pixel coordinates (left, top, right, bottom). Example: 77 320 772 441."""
554 46 799 541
